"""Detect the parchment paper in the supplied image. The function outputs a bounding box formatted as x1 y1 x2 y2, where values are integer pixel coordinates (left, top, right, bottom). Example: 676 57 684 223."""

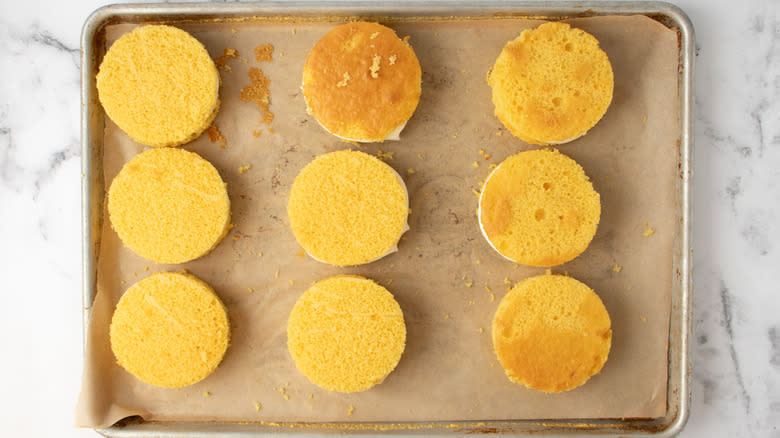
77 15 679 428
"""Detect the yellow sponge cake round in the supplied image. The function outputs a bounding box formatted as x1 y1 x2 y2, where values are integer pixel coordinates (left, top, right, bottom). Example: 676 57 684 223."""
287 150 409 266
97 25 220 147
478 149 600 267
287 275 406 393
492 274 611 393
110 272 230 388
108 147 231 264
302 21 422 142
487 22 613 145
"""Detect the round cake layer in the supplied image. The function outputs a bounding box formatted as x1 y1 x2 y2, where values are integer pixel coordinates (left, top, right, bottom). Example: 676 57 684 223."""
97 25 220 147
492 274 611 393
478 149 600 267
287 149 409 266
287 275 406 393
487 22 613 145
108 147 231 264
110 272 230 388
302 21 422 142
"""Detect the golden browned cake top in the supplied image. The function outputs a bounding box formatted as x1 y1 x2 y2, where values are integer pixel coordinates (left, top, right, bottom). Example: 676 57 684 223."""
479 149 600 267
302 21 422 142
287 275 406 393
492 274 611 393
96 25 220 147
110 272 230 388
487 22 613 145
287 150 408 266
108 147 231 264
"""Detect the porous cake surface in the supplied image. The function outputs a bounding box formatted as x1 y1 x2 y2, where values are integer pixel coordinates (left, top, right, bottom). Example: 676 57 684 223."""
492 274 611 393
97 25 220 147
287 275 406 393
287 149 408 266
487 22 613 145
478 149 600 267
108 147 231 264
110 272 230 389
302 21 422 142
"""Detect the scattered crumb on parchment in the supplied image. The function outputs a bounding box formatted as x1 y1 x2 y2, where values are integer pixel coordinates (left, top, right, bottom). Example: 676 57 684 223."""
348 405 355 416
476 259 482 264
207 124 227 148
203 391 211 397
238 165 251 174
444 313 450 320
407 168 416 174
376 150 394 161
472 161 479 168
641 316 648 323
254 402 262 411
643 221 656 237
489 293 495 302
247 287 254 293
477 328 484 333
484 285 491 292
274 270 280 279
294 248 305 258
483 154 492 161
464 281 473 288
254 44 274 62
253 129 263 137
240 67 274 125
612 264 623 273
214 48 239 71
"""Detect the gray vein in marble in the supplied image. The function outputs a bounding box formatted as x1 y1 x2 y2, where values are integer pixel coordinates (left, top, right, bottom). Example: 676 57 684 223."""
0 126 24 193
720 280 752 415
770 327 780 369
32 141 79 200
29 29 79 68
723 176 742 213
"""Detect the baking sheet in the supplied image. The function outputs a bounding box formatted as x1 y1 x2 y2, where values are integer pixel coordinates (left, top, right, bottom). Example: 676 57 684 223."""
77 14 679 429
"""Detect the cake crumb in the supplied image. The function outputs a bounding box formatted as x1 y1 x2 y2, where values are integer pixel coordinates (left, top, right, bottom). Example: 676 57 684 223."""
503 277 511 285
144 266 149 272
207 124 228 148
233 236 240 241
370 31 380 39
476 259 482 264
289 279 295 285
348 405 355 416
376 150 394 161
408 208 412 215
496 130 503 136
386 279 393 285
477 328 484 333
472 188 480 196
389 54 397 65
268 127 275 134
248 287 254 293
254 44 274 62
612 264 623 273
479 149 485 155
308 394 313 399
643 227 656 237
369 55 381 78
641 316 648 323
231 28 237 34
628 285 633 291
214 48 239 71
257 251 263 257
407 168 416 174
545 268 552 275
489 293 495 302
484 285 491 292
468 300 475 305
336 71 351 87
283 395 290 400
483 154 492 161
294 248 305 258
253 129 263 137
417 153 424 160
203 391 211 397
274 270 280 279
452 133 459 139
120 280 125 285
465 281 473 288
472 161 479 168
444 313 450 320
643 115 648 123
240 67 274 124
291 28 296 35
254 402 262 412
238 165 252 174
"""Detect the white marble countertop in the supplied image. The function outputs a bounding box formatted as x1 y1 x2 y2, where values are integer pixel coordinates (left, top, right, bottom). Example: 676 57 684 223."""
0 0 777 436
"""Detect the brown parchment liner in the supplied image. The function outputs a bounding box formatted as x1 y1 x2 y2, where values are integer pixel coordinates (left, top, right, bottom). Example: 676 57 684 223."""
77 15 679 428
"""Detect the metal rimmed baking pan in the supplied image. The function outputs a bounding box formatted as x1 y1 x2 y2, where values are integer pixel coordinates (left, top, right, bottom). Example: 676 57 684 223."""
81 2 694 435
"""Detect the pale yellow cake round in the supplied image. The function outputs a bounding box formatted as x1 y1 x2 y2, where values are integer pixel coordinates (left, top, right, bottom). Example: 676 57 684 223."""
492 274 611 393
287 150 408 266
478 149 600 267
110 272 230 388
97 25 220 147
287 275 406 393
487 22 614 145
108 147 231 264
